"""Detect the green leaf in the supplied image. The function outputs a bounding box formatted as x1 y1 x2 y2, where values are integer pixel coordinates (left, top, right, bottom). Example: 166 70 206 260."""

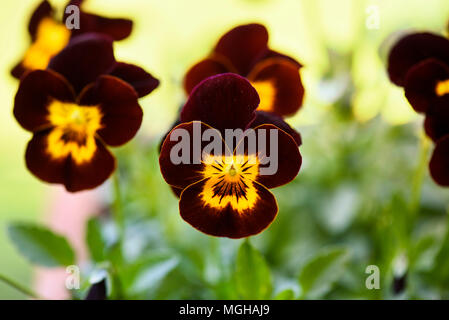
86 217 105 262
7 223 75 267
274 288 296 300
235 240 272 299
298 247 349 299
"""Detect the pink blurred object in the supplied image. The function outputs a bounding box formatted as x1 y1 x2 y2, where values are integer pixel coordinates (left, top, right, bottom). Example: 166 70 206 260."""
34 186 105 300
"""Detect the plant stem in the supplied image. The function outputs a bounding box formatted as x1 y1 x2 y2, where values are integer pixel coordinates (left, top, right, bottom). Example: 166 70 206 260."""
113 171 125 241
0 273 40 299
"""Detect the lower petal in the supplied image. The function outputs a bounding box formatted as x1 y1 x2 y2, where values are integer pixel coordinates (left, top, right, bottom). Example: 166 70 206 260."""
429 136 449 186
179 179 278 238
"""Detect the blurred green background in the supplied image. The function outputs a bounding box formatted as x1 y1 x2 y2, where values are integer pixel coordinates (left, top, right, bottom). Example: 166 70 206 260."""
1 0 449 299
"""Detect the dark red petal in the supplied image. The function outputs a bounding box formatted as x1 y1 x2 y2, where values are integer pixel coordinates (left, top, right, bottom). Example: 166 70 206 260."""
424 97 449 141
179 179 278 238
255 49 303 69
170 185 183 198
429 135 449 186
158 118 182 154
387 33 449 86
78 75 142 147
159 121 227 190
48 33 116 94
249 111 302 146
14 70 75 132
180 73 259 133
404 58 449 113
28 0 53 40
214 24 269 75
235 124 301 189
69 11 133 41
110 62 159 98
11 61 27 79
25 131 116 192
247 57 304 117
183 58 230 94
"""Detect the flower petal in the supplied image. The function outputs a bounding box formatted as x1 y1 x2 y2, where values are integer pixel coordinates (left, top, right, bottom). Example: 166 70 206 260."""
11 61 28 79
424 97 449 141
25 131 115 192
183 58 230 94
387 33 449 86
110 62 159 98
179 178 278 238
404 58 449 113
247 57 304 117
28 0 53 40
48 33 116 94
429 135 449 186
78 75 142 147
235 124 301 189
214 24 269 75
249 111 302 146
256 49 303 69
159 121 228 190
181 73 259 133
14 70 75 132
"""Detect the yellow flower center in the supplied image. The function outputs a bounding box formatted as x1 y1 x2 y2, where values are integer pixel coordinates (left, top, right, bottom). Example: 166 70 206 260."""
251 80 276 112
200 154 260 212
46 100 103 164
436 79 449 97
22 18 71 71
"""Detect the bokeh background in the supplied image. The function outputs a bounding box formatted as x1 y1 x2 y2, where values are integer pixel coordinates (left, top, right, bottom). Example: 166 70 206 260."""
1 0 449 299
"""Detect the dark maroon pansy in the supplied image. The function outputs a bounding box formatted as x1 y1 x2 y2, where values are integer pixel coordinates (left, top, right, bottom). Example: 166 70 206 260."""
14 68 143 192
47 33 159 97
429 135 449 186
183 23 304 118
11 0 134 79
159 74 302 238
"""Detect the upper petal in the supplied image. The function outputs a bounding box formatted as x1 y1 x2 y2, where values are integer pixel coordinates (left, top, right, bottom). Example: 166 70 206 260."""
179 178 278 238
48 33 116 94
214 23 269 75
404 58 449 113
429 135 449 186
78 75 143 147
180 73 259 133
387 33 449 86
28 0 53 40
247 57 304 117
14 69 75 132
183 57 231 94
110 62 160 98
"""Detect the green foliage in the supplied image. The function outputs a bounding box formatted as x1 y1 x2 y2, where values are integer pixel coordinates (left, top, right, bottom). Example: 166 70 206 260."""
234 240 272 299
7 223 75 267
298 247 349 299
86 217 106 263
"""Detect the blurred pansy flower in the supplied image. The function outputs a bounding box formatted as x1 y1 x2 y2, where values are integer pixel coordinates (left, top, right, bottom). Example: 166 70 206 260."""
159 74 302 238
13 35 158 192
184 23 305 118
11 0 133 79
388 32 449 187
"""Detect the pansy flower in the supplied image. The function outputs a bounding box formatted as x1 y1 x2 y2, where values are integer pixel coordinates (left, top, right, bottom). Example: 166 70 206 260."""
159 74 302 238
13 35 156 192
184 23 304 118
11 0 133 79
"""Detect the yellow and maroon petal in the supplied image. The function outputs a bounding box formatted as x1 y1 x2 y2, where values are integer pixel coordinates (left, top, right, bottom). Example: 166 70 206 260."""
78 75 142 147
247 57 304 117
429 135 449 186
404 58 449 113
48 33 116 94
387 33 449 86
256 49 303 69
237 124 301 189
180 73 259 133
179 178 278 238
183 58 230 94
28 0 53 40
249 111 302 146
25 131 115 192
14 69 75 132
159 121 228 190
110 62 159 98
424 97 449 141
214 24 269 75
